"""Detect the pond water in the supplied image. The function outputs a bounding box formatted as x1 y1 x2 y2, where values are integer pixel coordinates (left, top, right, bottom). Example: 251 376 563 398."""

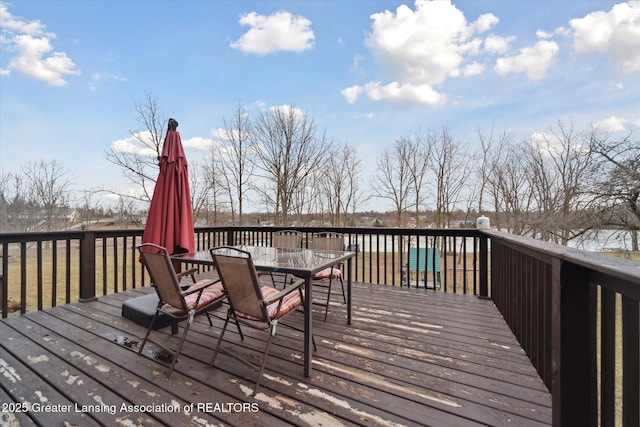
350 229 635 253
567 229 634 252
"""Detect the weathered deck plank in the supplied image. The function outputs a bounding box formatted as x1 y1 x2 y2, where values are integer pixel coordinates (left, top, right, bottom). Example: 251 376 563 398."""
0 281 552 426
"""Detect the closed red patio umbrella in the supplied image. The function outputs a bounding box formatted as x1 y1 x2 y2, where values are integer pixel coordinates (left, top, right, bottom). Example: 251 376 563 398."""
141 118 195 256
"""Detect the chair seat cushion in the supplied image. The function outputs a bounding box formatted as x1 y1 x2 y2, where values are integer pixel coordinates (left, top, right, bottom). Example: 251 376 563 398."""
162 281 224 316
235 285 303 321
313 267 341 280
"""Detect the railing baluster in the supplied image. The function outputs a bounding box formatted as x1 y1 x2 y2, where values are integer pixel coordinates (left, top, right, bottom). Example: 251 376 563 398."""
37 241 43 311
601 287 616 427
621 295 639 426
51 239 58 307
20 242 27 315
65 240 71 304
1 242 7 318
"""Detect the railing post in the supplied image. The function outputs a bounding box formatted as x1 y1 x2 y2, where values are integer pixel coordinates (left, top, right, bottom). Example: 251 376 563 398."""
551 260 597 427
79 231 97 302
478 233 489 298
0 243 6 318
226 228 236 246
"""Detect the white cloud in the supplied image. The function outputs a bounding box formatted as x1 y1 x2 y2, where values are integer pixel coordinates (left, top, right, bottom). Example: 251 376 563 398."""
110 132 158 157
349 53 365 75
359 81 446 107
8 34 79 86
92 72 126 82
462 61 485 77
269 104 306 118
0 2 48 35
484 34 514 54
230 11 314 55
182 136 210 151
570 1 640 73
343 0 499 106
88 72 127 91
342 85 364 104
0 3 79 86
494 40 559 80
593 116 628 133
536 29 553 39
112 132 211 155
473 13 500 33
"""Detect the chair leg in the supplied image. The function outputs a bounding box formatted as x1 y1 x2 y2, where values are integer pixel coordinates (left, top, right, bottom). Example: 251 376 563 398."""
210 312 232 367
138 308 161 355
253 326 276 395
235 321 244 341
323 277 333 322
204 310 213 326
167 318 192 378
338 275 346 303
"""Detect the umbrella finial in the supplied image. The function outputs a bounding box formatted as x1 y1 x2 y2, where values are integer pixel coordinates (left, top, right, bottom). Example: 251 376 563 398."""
168 118 178 131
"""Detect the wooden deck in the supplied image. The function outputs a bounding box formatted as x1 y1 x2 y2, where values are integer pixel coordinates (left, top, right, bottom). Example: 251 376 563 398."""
0 278 551 427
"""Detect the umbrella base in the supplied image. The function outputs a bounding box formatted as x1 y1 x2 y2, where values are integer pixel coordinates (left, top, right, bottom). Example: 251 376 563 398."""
122 293 223 334
122 294 178 333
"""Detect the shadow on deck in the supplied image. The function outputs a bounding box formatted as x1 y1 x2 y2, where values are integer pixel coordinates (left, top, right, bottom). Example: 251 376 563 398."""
0 278 551 426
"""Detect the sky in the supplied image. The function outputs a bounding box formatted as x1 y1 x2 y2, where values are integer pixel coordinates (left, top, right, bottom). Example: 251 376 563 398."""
1 0 639 212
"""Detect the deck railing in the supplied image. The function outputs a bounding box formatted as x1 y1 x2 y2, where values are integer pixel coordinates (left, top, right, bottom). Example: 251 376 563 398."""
0 227 487 314
1 226 638 427
488 230 639 427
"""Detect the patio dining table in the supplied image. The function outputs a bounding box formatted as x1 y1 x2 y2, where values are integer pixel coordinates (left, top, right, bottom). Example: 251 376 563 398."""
171 245 355 377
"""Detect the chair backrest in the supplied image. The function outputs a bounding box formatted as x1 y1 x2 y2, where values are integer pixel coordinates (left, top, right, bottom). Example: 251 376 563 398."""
310 232 344 251
272 230 303 249
408 247 441 272
210 247 267 321
138 243 187 310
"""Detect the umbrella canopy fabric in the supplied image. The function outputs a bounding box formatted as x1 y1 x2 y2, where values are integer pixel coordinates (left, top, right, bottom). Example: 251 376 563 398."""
142 118 195 255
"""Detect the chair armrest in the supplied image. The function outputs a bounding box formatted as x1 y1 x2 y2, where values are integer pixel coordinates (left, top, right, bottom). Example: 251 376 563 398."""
177 268 200 290
263 278 305 306
181 278 220 296
177 267 199 280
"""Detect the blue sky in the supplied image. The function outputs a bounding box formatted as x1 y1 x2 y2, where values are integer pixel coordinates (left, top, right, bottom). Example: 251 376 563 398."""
1 0 639 212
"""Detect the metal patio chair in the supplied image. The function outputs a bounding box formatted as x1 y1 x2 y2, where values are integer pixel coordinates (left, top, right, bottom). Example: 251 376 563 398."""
309 232 347 321
209 246 315 394
269 230 304 287
137 243 226 378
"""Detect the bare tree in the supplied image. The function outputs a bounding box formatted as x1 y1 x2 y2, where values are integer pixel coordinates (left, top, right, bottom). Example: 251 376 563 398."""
215 103 255 225
317 143 362 226
189 161 211 225
429 128 471 227
105 92 165 202
405 132 432 227
371 138 413 227
113 195 137 225
475 126 512 214
342 144 365 226
202 145 230 226
490 141 534 234
589 130 640 250
524 121 597 244
22 160 74 231
0 171 28 231
475 127 533 233
251 105 332 225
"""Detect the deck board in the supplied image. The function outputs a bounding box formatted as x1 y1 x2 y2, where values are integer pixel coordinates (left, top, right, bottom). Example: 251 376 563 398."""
0 280 551 426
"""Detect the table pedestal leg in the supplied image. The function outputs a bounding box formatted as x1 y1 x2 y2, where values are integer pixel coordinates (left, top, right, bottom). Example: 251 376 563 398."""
304 276 312 377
